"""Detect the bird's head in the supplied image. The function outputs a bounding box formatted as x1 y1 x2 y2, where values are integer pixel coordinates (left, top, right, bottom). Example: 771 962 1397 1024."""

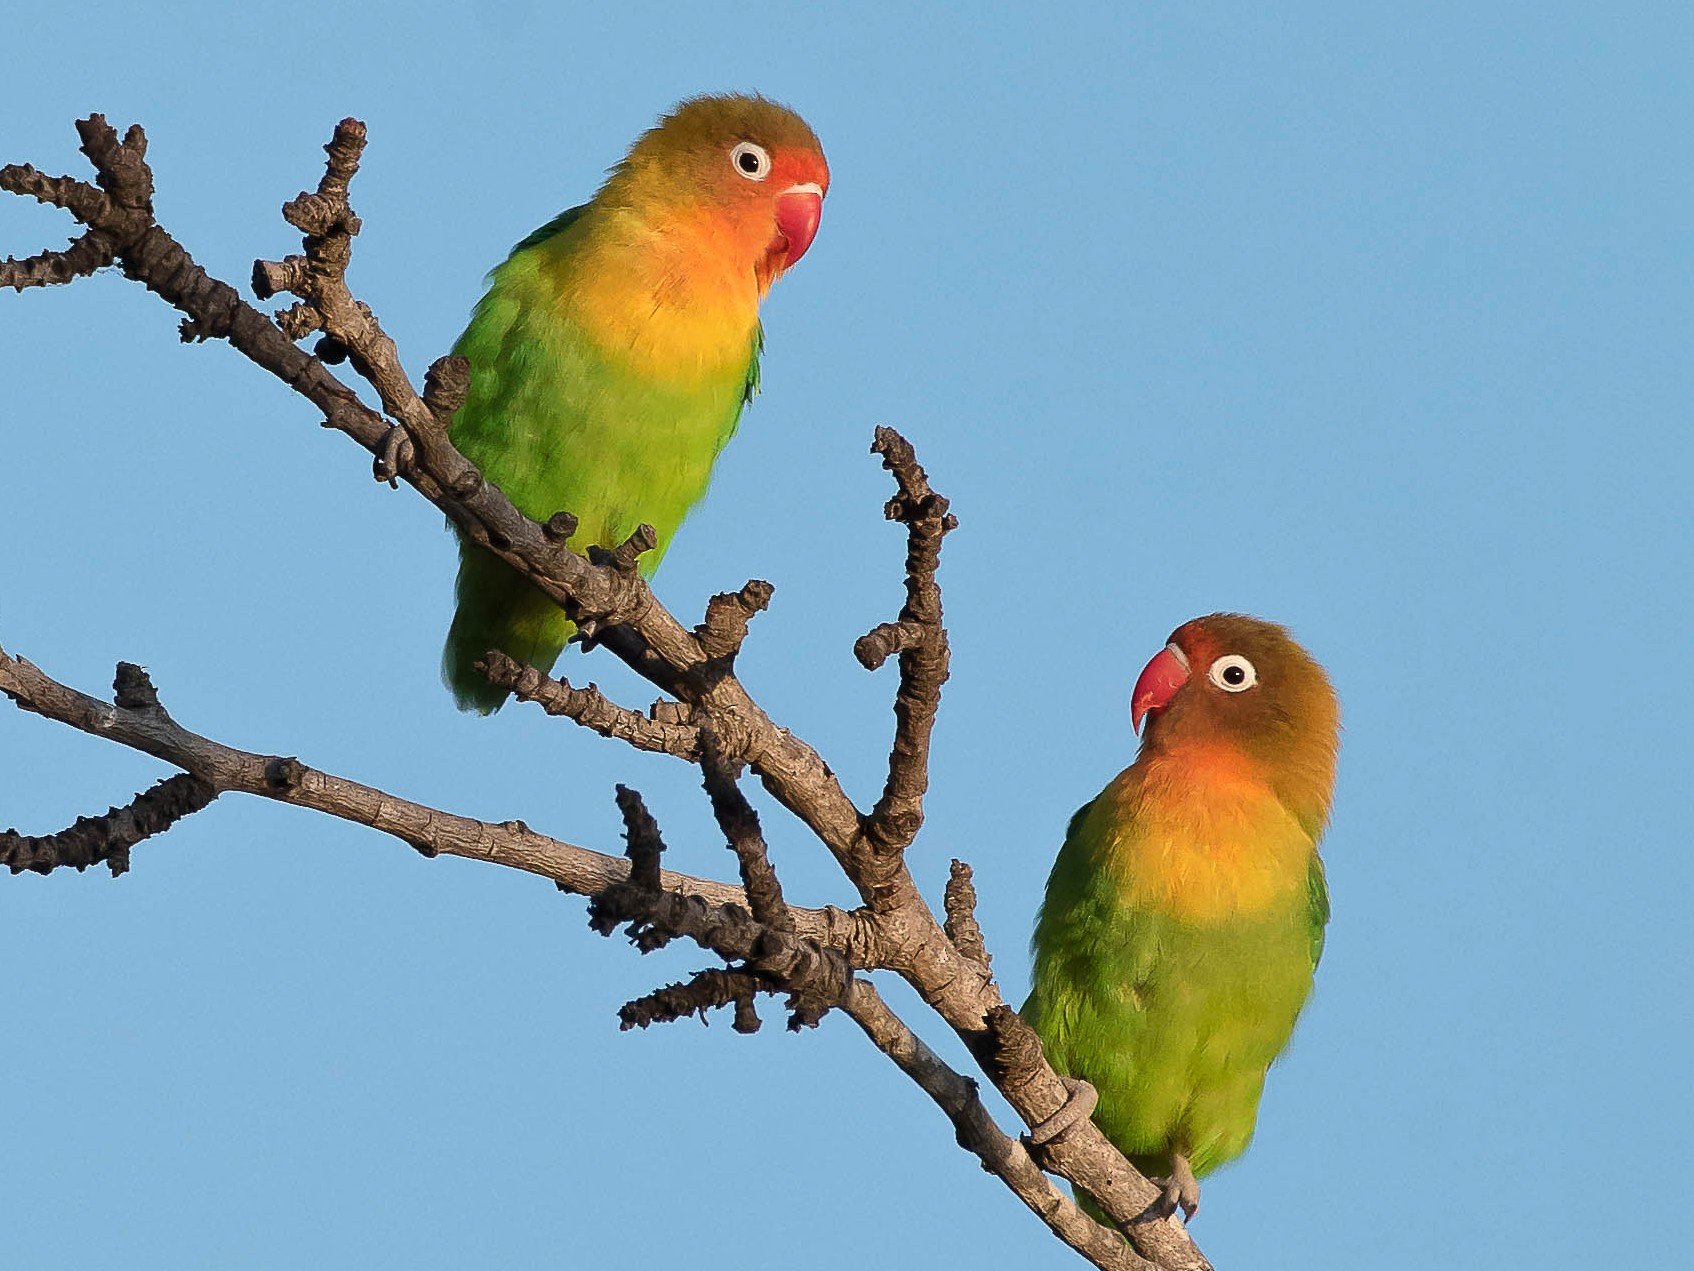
611 93 829 295
1130 613 1340 831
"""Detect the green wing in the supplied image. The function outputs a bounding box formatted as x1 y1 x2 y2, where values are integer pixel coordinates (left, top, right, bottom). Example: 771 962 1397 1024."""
441 211 757 713
507 204 588 255
743 322 764 406
1306 852 1330 970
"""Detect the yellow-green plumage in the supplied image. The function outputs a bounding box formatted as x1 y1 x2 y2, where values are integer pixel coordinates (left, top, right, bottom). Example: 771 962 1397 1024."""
442 95 828 712
1023 613 1339 1214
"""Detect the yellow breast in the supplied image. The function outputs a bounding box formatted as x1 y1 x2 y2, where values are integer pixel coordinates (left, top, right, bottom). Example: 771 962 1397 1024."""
558 207 763 385
1101 745 1315 925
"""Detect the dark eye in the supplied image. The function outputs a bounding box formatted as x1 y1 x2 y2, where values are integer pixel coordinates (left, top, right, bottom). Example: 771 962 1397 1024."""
730 141 771 181
1208 654 1257 693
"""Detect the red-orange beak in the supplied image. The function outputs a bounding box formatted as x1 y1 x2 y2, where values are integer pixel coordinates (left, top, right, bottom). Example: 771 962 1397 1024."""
774 182 824 267
1131 643 1190 734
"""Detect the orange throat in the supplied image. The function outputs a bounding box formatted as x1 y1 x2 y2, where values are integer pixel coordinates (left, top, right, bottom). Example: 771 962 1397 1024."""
565 206 766 383
1103 743 1316 924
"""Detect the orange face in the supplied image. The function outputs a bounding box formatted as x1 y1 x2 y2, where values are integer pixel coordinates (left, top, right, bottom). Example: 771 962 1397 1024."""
1128 612 1341 832
612 94 830 295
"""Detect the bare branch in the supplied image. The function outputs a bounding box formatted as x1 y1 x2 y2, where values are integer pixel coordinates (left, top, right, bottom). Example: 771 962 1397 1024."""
590 788 849 1029
854 618 924 669
1 228 117 290
700 731 792 933
588 861 774 959
619 967 766 1031
1 119 1216 1271
859 424 956 857
482 652 701 758
76 116 153 211
943 859 992 971
591 795 841 998
614 783 665 893
695 580 775 662
841 979 1155 1271
0 163 118 224
0 138 130 293
2 774 216 877
0 642 862 954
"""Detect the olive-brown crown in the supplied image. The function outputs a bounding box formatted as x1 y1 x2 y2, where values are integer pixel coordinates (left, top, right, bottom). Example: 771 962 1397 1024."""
605 93 829 208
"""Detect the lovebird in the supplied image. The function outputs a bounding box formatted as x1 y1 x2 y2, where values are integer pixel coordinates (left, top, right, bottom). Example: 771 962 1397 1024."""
442 94 829 712
1023 614 1340 1219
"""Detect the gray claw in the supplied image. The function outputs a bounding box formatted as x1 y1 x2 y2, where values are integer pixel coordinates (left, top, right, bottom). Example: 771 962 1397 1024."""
1155 1152 1199 1221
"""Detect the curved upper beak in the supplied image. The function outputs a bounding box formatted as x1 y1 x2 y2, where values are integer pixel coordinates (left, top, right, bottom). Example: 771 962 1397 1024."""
1131 643 1190 734
774 182 824 267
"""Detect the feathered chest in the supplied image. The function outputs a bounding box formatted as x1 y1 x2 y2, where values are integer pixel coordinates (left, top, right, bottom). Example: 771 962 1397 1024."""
1098 747 1316 925
542 212 764 387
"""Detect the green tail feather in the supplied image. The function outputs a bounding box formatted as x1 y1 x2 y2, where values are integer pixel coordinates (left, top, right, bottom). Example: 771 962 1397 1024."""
442 537 575 715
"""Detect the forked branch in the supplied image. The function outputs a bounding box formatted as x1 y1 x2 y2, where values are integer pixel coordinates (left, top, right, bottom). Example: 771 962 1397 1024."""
1 116 1212 1271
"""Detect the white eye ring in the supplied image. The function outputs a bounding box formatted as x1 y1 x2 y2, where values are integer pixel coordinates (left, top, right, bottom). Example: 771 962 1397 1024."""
730 141 771 181
1208 654 1257 692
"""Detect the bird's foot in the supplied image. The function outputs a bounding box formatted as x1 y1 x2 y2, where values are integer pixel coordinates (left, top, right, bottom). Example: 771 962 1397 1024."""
1149 1152 1199 1222
1024 1076 1098 1148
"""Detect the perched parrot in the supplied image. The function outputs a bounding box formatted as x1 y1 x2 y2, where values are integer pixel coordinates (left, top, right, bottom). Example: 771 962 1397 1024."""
1023 613 1340 1219
442 94 829 712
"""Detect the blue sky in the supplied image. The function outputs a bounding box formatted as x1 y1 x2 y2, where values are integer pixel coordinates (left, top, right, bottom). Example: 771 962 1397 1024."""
3 3 1690 1267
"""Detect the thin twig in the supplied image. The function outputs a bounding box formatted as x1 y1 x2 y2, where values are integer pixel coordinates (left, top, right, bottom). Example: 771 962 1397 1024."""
1 774 216 876
859 424 955 856
0 228 117 290
700 731 792 933
589 789 852 1030
695 580 774 662
620 967 767 1031
483 651 701 758
943 859 992 971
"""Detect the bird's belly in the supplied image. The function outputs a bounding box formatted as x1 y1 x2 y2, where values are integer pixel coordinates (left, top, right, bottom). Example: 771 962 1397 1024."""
458 332 749 558
1071 914 1316 1176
